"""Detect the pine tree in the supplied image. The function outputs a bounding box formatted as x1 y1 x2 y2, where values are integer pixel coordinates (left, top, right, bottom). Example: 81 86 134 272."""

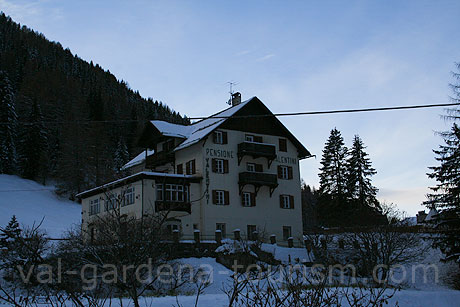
346 135 378 207
425 63 460 267
318 128 348 198
113 137 129 176
425 124 460 209
0 70 18 174
0 215 21 248
19 98 47 180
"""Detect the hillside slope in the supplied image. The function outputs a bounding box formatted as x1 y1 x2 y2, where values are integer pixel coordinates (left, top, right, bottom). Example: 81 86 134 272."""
0 174 80 238
0 13 188 195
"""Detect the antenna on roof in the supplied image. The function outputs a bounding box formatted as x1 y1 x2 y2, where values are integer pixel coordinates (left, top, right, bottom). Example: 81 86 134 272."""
226 81 239 105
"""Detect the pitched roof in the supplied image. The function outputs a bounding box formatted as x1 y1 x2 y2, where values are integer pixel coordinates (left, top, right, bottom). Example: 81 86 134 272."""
173 97 250 151
122 149 155 170
128 96 311 169
76 171 201 199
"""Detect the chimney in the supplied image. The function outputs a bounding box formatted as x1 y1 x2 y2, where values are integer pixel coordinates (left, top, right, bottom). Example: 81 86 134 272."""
231 92 241 106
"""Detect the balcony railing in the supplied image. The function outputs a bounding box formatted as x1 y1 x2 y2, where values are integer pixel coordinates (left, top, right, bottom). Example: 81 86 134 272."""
155 201 191 214
237 141 277 168
145 151 175 169
239 172 278 187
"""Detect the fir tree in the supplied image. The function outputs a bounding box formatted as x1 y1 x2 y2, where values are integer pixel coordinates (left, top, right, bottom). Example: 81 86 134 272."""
318 128 348 198
113 137 129 176
0 215 21 247
346 135 378 207
19 98 47 180
425 124 460 209
424 63 460 268
0 70 18 174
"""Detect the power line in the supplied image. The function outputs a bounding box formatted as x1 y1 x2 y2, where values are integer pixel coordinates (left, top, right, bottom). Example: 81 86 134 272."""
0 102 458 125
189 102 460 120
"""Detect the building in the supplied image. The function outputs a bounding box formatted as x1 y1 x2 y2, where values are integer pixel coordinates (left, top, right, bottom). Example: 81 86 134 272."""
77 94 312 244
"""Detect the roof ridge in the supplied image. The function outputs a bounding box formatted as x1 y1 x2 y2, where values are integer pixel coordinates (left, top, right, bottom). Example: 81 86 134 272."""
190 96 255 125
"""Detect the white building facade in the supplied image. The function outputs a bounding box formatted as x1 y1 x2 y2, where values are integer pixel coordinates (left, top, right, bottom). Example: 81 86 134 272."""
78 94 312 244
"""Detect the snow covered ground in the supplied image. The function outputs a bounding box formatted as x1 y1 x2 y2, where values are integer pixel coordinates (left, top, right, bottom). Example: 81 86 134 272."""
0 175 459 306
0 175 81 238
129 290 460 307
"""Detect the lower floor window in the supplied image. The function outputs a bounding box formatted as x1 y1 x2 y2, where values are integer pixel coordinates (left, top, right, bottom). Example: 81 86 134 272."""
122 187 135 206
216 223 226 238
89 199 100 215
105 194 117 211
156 184 189 202
283 226 292 241
166 224 180 234
247 225 257 240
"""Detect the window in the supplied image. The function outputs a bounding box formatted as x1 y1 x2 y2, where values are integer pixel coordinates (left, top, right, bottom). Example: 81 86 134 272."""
213 131 227 144
245 134 263 143
166 224 180 235
245 134 254 142
242 192 255 207
216 223 226 238
162 139 175 152
186 159 196 175
283 226 292 241
278 165 293 180
89 199 100 215
247 225 257 240
212 190 229 205
122 187 135 206
279 138 287 152
280 194 294 209
193 223 199 231
246 163 255 172
105 194 117 211
212 158 228 173
177 163 183 174
156 184 189 202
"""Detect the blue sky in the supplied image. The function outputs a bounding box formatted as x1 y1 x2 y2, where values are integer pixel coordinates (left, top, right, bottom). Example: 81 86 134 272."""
2 0 460 215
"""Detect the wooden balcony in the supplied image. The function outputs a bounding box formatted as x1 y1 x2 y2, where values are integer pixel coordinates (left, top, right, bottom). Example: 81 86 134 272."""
239 171 278 197
237 141 276 168
145 151 175 169
155 201 191 214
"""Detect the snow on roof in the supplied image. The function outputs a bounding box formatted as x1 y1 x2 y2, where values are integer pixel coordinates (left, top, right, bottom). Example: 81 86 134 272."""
122 149 155 170
76 171 198 198
123 99 252 170
174 98 252 151
150 120 192 138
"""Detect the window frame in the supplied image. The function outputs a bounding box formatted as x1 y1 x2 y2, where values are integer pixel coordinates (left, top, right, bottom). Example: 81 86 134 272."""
216 159 225 174
89 198 100 215
283 226 292 241
279 138 287 152
105 194 117 211
186 159 196 175
214 131 223 144
216 223 227 238
245 134 254 142
156 184 189 202
242 192 252 207
246 163 256 172
215 190 225 205
123 187 135 207
280 194 294 209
